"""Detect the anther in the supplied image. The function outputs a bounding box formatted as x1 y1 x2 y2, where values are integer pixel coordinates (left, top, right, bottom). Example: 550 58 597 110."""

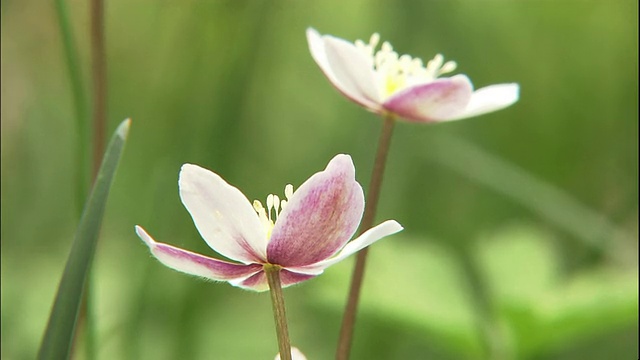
284 184 294 200
369 33 380 48
273 195 280 218
439 61 457 74
381 41 393 53
253 200 261 211
266 194 274 220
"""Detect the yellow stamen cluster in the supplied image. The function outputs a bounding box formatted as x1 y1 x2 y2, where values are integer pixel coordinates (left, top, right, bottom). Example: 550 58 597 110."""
355 33 457 98
253 184 294 239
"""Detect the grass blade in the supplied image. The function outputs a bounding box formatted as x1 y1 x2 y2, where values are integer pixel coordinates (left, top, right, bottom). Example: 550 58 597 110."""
37 118 132 360
428 134 631 260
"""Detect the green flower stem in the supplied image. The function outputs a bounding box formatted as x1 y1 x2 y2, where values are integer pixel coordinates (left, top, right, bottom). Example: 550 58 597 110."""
336 114 396 360
265 265 292 360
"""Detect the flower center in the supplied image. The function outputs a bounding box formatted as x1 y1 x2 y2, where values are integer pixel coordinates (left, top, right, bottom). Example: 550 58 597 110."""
253 184 294 239
355 33 458 99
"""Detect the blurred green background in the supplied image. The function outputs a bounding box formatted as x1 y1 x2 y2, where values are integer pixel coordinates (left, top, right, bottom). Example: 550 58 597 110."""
1 0 637 359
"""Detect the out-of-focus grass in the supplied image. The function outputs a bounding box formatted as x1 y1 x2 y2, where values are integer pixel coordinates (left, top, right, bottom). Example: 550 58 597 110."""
1 0 637 359
38 119 130 360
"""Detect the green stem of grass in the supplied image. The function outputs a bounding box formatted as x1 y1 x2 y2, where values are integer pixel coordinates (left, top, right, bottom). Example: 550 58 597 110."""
53 0 90 220
53 0 95 358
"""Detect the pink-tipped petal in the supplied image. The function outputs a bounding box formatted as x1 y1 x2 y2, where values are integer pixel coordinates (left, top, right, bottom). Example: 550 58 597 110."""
267 154 364 267
230 269 317 292
179 164 267 264
383 75 474 123
135 226 262 281
307 28 382 111
444 83 520 121
289 220 403 274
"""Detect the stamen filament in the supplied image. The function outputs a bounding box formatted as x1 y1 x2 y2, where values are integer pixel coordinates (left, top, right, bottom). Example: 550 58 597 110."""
356 33 458 99
254 185 295 238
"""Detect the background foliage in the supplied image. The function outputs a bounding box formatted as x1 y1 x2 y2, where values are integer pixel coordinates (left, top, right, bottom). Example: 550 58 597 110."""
1 0 637 359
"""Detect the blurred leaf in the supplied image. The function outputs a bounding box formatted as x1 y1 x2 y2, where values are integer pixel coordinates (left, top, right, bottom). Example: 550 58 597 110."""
428 135 632 259
476 224 559 303
311 224 637 359
310 236 484 358
535 268 637 354
476 223 638 358
37 119 131 360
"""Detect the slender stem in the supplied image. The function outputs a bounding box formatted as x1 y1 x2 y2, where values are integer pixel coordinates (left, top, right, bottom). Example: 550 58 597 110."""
265 265 292 360
91 0 107 178
53 0 94 357
53 0 90 217
73 0 107 358
336 114 396 360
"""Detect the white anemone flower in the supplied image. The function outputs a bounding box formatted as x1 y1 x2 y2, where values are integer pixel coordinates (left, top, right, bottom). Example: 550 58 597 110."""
135 154 403 291
307 28 519 123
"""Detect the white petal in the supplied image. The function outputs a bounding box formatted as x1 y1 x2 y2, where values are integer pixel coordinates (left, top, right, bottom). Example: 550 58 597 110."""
179 164 267 264
307 28 382 111
287 220 403 274
135 226 262 281
383 75 473 123
444 83 519 122
229 269 316 292
267 154 364 267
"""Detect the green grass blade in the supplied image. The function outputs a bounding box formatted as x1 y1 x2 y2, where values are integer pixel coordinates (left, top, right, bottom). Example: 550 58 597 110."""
37 118 132 360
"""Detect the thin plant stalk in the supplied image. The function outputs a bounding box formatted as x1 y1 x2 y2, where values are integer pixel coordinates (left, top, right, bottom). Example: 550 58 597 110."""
91 0 107 178
53 0 94 357
265 265 292 360
72 0 108 357
54 0 90 221
336 114 396 360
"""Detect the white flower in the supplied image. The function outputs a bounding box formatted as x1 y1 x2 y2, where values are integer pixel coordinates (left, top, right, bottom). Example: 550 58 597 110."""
307 28 519 123
135 154 402 291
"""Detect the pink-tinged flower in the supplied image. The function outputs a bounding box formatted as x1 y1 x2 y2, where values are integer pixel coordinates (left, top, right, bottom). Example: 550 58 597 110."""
135 154 402 291
307 28 519 123
275 347 307 360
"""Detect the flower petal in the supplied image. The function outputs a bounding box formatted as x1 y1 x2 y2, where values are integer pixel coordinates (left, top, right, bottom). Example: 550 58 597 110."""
135 226 262 281
230 269 316 292
179 164 267 264
383 75 473 123
288 220 403 274
267 154 364 267
307 28 382 111
444 83 520 121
